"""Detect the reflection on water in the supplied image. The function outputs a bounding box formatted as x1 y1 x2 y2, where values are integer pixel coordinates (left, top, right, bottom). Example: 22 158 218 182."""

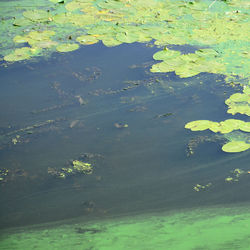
0 43 250 230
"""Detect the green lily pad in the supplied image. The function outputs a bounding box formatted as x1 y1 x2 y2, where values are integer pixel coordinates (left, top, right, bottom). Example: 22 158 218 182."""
185 120 216 131
222 141 250 153
65 1 91 11
185 119 250 134
4 47 40 62
101 37 122 47
14 31 56 48
76 35 99 45
56 43 79 52
97 0 125 10
225 88 250 116
13 18 33 27
227 93 249 103
23 10 50 22
116 31 139 44
153 49 181 61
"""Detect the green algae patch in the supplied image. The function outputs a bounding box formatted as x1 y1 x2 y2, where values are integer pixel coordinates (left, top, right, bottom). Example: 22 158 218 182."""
222 141 250 153
56 43 79 52
72 160 93 174
48 160 93 179
2 205 250 250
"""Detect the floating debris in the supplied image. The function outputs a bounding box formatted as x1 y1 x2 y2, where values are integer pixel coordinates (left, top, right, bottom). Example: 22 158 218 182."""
75 95 87 105
75 227 102 234
129 106 147 112
0 168 9 183
12 135 20 145
114 123 128 129
31 103 74 114
69 120 79 128
154 113 173 119
225 168 247 182
193 183 212 192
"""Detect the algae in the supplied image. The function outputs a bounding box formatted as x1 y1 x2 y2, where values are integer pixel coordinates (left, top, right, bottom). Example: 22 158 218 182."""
1 206 250 250
48 160 93 179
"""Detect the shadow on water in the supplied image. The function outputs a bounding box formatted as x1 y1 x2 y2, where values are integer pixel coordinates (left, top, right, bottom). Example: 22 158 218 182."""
0 42 250 229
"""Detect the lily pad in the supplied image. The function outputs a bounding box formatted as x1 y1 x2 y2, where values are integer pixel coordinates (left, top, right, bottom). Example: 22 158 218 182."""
23 10 50 22
185 119 250 134
153 49 181 61
101 37 122 47
185 120 216 131
222 141 250 153
4 47 40 62
116 31 139 44
56 43 79 52
76 35 99 45
225 88 250 116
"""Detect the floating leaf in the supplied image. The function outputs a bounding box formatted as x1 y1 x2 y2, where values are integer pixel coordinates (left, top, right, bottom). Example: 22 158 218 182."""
4 47 40 62
13 18 33 27
185 119 250 134
225 87 250 116
185 120 216 131
101 37 122 47
65 1 91 11
222 141 250 153
116 31 139 44
76 35 99 45
13 31 56 48
23 10 50 22
56 43 79 52
153 49 181 61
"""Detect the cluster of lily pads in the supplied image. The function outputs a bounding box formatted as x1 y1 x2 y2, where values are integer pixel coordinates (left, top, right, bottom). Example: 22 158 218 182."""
0 0 249 79
185 86 250 153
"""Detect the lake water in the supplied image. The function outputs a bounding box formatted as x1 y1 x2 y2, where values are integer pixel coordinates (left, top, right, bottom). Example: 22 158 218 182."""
1 42 250 248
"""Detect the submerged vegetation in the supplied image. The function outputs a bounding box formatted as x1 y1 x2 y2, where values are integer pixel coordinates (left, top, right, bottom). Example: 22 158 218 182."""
48 159 93 179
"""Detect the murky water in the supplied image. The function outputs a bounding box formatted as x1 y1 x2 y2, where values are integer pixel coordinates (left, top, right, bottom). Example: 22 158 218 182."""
1 42 250 242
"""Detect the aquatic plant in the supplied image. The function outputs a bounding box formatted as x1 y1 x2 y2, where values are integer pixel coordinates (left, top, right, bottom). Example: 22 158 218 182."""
0 0 249 153
185 86 250 153
48 160 93 179
0 0 248 80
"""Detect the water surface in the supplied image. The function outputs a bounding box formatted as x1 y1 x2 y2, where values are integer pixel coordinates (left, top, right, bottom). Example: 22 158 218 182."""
0 42 250 237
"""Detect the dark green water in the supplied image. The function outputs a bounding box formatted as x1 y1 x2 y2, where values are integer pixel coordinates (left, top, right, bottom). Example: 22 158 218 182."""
0 42 250 248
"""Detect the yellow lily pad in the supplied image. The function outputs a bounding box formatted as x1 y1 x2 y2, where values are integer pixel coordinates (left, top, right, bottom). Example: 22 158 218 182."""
222 141 250 153
185 120 216 131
